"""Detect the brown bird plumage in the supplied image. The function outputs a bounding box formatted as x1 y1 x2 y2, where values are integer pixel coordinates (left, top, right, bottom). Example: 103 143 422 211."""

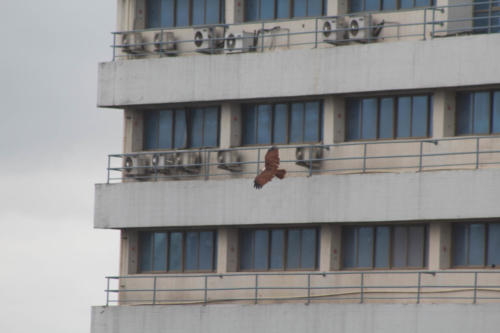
254 147 287 189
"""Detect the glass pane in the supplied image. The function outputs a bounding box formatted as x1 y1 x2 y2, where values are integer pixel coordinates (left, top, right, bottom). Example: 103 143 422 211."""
144 111 158 149
287 229 301 269
199 231 215 270
206 0 220 24
379 98 394 139
190 108 204 148
397 97 411 138
305 102 321 142
408 226 425 267
139 232 153 271
185 232 199 271
350 0 363 12
473 92 490 134
452 224 468 266
158 110 173 149
346 99 361 140
174 109 187 148
147 0 161 28
487 224 500 266
270 229 285 269
492 92 500 133
429 95 434 137
301 229 317 269
342 227 357 268
415 0 430 6
192 0 205 25
400 0 413 9
392 226 408 267
176 0 190 26
273 104 288 144
361 98 377 139
254 230 269 270
203 107 219 147
382 0 396 10
358 227 374 267
365 0 380 11
242 106 257 145
257 104 272 144
469 224 485 266
374 226 390 268
412 96 429 137
308 0 323 15
262 0 275 19
160 0 175 27
245 0 259 21
294 0 307 17
168 232 183 271
290 103 305 143
239 231 254 270
277 0 290 18
153 232 167 271
456 93 472 135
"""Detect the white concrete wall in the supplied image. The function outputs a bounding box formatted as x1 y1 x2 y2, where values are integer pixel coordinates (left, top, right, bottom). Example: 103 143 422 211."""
91 303 500 333
98 34 500 107
95 168 500 229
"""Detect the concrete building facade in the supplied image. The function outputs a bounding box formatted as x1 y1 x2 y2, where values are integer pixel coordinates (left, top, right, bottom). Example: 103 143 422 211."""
93 0 500 331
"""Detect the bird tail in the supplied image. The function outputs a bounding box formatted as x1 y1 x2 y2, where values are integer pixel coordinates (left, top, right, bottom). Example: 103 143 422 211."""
275 169 286 179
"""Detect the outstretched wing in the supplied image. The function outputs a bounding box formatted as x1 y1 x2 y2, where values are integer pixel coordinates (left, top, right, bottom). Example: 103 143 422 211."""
254 169 275 189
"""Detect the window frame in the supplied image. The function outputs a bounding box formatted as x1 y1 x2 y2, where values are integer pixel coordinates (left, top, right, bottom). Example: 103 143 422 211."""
341 224 429 270
455 90 500 136
138 230 218 273
238 227 320 271
348 0 434 13
244 0 327 22
451 222 500 268
146 0 225 28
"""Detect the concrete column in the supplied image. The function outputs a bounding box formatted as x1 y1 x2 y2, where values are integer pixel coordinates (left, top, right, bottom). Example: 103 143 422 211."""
123 110 143 153
217 228 239 273
432 90 456 138
428 222 452 270
323 96 335 145
225 0 244 24
134 0 146 30
330 225 342 270
220 103 242 148
333 96 346 143
120 229 138 275
326 0 348 16
319 224 342 271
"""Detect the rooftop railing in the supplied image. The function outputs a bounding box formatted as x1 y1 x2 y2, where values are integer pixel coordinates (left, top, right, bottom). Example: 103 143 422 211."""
104 270 500 306
106 135 500 183
110 1 500 60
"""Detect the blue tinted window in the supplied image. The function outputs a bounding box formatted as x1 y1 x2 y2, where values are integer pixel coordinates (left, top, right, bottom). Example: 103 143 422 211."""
242 106 257 145
139 232 153 271
153 232 167 271
257 105 272 144
379 98 394 139
308 0 324 15
342 227 356 268
160 0 175 27
168 232 183 271
452 224 468 266
240 231 254 270
262 0 275 19
185 232 199 270
203 107 219 147
199 231 215 270
397 97 412 138
144 111 159 149
277 0 290 18
301 229 317 269
206 0 221 24
469 224 485 266
493 92 500 133
176 0 190 26
254 230 269 270
273 104 288 144
358 227 374 267
374 227 390 268
473 92 490 134
456 93 472 135
350 0 363 11
382 0 397 10
392 226 408 267
286 229 301 269
192 0 205 25
365 0 380 11
174 109 187 148
190 109 204 148
412 96 429 137
361 98 377 139
147 0 161 28
290 103 305 143
245 0 259 21
158 110 173 149
270 229 285 269
408 226 425 267
294 0 307 17
487 224 500 266
304 102 321 142
415 0 430 6
400 0 413 9
346 100 361 140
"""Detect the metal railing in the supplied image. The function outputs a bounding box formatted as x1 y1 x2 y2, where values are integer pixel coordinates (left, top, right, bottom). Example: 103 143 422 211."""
104 270 500 306
107 136 500 183
110 1 500 60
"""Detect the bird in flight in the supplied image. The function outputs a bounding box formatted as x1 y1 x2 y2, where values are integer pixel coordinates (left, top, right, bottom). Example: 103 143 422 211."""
254 147 286 189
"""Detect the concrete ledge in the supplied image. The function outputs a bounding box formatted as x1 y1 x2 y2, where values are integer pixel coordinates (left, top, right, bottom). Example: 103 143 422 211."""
97 34 500 107
94 168 500 229
91 303 500 333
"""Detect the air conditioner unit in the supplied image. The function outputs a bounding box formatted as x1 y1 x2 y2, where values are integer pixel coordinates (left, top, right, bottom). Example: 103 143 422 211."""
225 30 255 54
123 155 151 178
193 26 225 54
121 32 144 54
295 147 323 169
348 15 372 42
153 31 176 54
217 150 242 172
321 18 347 44
179 151 202 174
151 153 180 175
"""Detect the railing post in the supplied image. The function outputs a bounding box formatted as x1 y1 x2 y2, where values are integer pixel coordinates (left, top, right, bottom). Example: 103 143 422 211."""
107 156 111 184
204 275 208 305
476 137 480 169
152 276 157 305
261 22 265 52
309 146 313 177
306 274 311 305
473 272 478 304
419 141 424 172
256 148 261 176
488 0 492 34
362 143 367 173
205 151 210 180
417 272 422 304
423 8 427 40
106 277 110 306
255 274 259 304
360 272 365 304
112 33 116 61
315 18 319 48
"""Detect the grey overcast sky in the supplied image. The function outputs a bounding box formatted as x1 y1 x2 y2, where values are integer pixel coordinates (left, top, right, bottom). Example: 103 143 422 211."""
0 1 122 332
